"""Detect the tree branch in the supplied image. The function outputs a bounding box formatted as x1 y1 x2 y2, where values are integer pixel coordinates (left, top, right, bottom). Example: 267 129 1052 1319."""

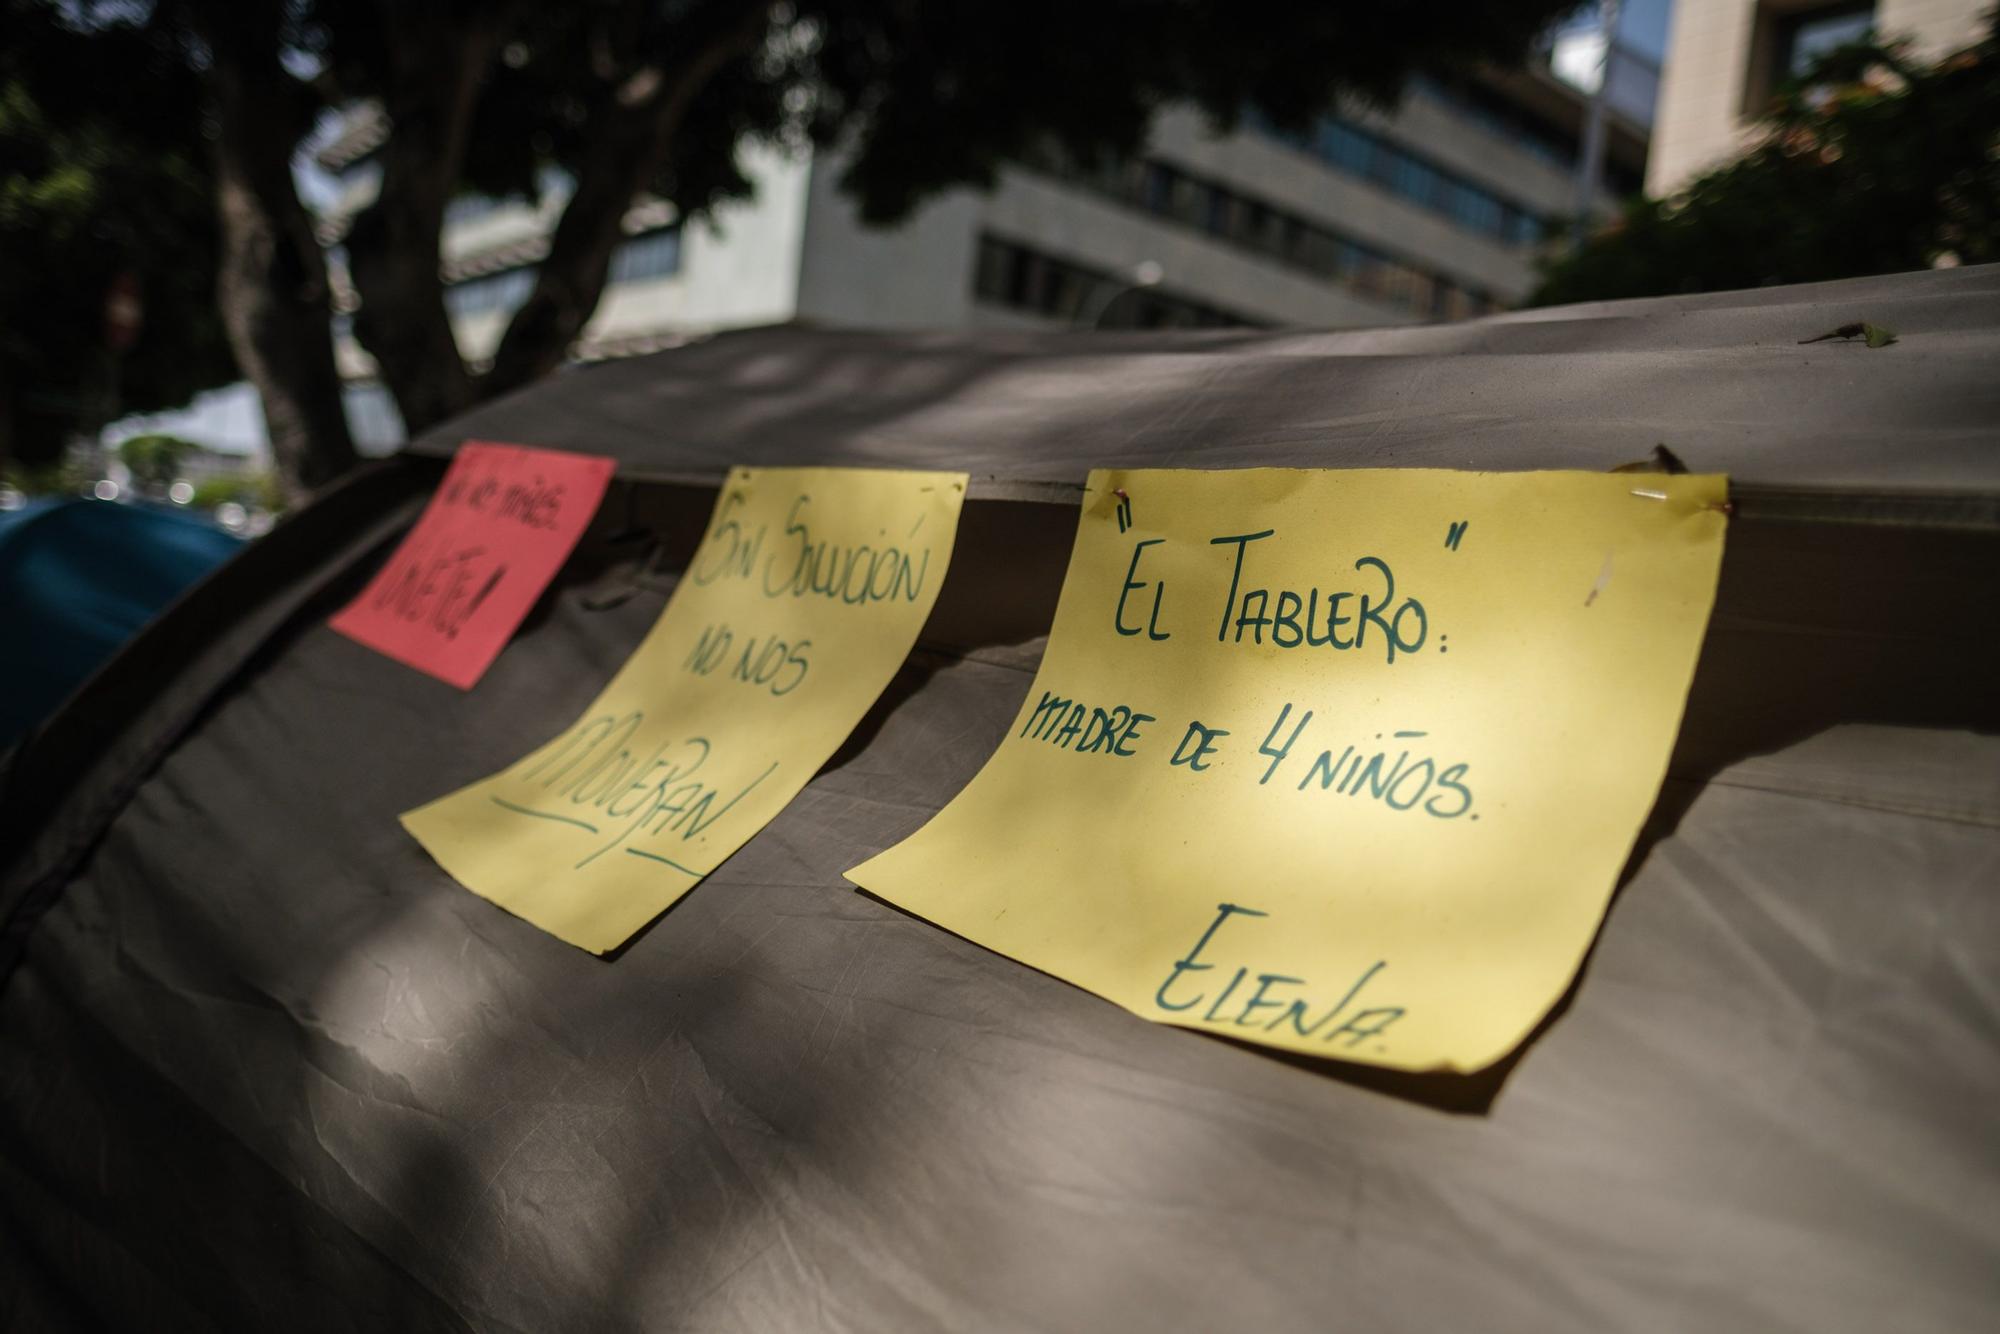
193 5 358 502
482 2 772 398
346 3 528 435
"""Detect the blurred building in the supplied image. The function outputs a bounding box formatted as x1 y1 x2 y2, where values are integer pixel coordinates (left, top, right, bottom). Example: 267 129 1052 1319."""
314 42 1653 440
1649 0 1990 193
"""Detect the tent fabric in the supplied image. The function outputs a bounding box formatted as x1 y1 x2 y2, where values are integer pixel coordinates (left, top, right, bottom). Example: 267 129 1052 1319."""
0 498 240 749
2 266 1996 1331
409 264 2000 521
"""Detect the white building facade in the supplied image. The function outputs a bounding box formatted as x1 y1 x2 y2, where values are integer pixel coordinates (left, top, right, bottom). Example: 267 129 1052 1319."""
1648 0 1989 194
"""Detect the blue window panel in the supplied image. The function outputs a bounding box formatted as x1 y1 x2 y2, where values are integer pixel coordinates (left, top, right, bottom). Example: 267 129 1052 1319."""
1451 184 1505 237
608 227 682 284
1317 121 1374 175
1205 185 1234 236
1391 154 1445 207
444 266 538 319
1782 6 1875 78
1266 112 1544 249
444 194 505 227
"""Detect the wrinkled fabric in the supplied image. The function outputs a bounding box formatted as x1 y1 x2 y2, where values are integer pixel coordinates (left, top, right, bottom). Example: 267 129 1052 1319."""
421 266 2000 519
2 267 1996 1331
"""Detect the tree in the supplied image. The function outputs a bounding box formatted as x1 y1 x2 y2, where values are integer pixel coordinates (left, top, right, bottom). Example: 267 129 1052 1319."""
20 0 1581 498
1531 21 1999 307
0 6 235 474
117 432 197 493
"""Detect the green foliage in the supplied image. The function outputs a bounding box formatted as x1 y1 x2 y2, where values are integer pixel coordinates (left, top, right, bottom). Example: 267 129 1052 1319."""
116 432 197 490
443 0 1584 227
187 471 284 513
1532 22 2000 306
185 475 243 510
1798 319 1900 347
1 454 93 496
0 1 237 468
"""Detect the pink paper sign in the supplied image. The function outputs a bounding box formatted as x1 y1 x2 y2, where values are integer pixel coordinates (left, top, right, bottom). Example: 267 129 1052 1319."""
331 441 615 688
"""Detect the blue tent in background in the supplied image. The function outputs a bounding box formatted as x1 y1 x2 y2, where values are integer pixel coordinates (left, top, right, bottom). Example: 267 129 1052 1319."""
0 498 239 749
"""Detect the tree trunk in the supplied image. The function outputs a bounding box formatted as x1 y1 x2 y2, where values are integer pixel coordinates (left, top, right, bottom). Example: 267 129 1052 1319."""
483 5 770 398
345 6 522 436
201 22 357 505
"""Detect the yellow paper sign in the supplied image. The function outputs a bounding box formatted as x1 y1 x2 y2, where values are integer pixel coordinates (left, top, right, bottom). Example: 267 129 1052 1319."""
848 468 1727 1073
404 466 966 952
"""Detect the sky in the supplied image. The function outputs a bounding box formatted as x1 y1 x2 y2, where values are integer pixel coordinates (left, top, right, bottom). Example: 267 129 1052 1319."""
1622 0 1676 62
104 383 271 462
1555 0 1675 63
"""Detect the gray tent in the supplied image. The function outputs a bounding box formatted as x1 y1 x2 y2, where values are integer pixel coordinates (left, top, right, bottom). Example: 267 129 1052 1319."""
3 265 1996 1330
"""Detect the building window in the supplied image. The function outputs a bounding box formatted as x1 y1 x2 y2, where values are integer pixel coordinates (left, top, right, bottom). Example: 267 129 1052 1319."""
1246 109 1549 246
444 265 538 319
1204 185 1235 237
971 234 1255 329
1020 147 1502 322
1303 226 1350 279
444 194 505 227
1392 154 1446 209
338 155 383 194
1777 3 1875 80
341 381 408 453
1253 203 1291 254
1446 181 1504 236
1316 120 1374 176
1410 77 1577 171
1745 2 1876 115
1505 208 1544 248
608 226 683 284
